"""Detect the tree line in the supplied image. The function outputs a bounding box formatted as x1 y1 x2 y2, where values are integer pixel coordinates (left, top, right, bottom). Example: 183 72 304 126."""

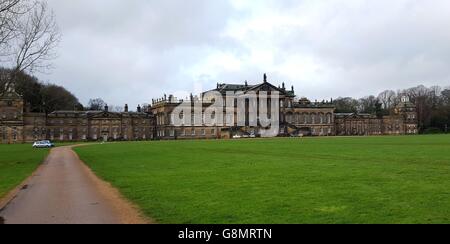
0 68 82 112
333 85 450 134
0 68 138 113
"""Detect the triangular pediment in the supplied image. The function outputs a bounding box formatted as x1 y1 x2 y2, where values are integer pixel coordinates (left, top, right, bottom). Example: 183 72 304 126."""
89 111 122 119
0 90 22 100
247 82 287 94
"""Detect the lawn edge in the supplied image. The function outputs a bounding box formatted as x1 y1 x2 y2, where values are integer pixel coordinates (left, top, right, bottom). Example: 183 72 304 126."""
0 150 51 212
72 144 155 224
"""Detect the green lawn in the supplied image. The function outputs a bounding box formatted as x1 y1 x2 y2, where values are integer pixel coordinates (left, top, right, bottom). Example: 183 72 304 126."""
74 135 450 224
0 145 49 198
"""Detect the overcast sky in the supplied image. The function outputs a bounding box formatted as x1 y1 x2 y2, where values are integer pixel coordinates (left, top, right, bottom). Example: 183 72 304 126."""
39 0 450 108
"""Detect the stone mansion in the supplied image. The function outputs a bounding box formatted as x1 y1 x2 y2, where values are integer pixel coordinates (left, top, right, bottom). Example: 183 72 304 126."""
0 75 418 143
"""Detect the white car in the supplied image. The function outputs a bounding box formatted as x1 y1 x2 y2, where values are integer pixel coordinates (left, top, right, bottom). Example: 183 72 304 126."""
33 141 55 148
232 135 242 139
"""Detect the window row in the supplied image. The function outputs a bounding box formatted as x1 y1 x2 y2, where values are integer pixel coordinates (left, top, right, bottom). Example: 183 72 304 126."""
286 113 333 124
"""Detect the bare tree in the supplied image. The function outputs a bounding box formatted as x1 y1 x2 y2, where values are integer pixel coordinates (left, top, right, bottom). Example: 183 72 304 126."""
12 1 60 74
110 105 124 112
358 96 378 114
429 85 442 108
1 0 60 91
0 0 20 12
0 0 31 56
377 90 396 110
88 98 107 111
442 89 450 106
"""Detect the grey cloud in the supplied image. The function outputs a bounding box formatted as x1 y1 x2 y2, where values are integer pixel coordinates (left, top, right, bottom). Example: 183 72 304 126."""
38 0 450 107
41 0 236 107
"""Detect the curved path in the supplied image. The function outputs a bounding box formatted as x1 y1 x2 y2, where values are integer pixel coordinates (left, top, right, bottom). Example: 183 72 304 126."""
0 146 148 224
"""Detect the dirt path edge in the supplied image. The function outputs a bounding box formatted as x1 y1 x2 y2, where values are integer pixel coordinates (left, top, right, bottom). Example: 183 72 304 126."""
70 145 153 224
1 144 154 224
0 153 51 212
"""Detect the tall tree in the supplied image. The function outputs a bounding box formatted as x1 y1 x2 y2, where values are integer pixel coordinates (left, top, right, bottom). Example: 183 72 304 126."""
1 68 80 113
441 89 450 106
88 98 106 111
358 96 379 114
333 97 359 113
1 0 60 89
0 0 24 53
12 1 60 73
377 90 396 110
40 83 81 113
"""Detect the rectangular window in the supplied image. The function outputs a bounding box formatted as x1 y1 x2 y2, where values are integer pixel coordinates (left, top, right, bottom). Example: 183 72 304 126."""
201 129 206 136
191 128 196 136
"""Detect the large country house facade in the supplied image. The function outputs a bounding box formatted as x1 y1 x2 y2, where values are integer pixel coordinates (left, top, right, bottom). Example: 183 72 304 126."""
0 76 418 144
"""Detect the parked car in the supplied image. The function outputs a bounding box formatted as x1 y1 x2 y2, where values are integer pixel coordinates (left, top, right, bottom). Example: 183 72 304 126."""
232 135 242 139
33 140 55 148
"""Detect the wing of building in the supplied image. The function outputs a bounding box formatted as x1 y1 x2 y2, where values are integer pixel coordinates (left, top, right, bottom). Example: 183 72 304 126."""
0 76 418 144
0 83 154 144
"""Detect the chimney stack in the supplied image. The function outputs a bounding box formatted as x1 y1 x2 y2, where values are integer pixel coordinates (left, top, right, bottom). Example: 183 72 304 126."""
104 104 109 112
137 104 141 113
124 104 128 112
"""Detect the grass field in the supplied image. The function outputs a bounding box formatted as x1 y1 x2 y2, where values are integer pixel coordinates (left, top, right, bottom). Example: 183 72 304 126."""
74 135 450 224
0 145 49 198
